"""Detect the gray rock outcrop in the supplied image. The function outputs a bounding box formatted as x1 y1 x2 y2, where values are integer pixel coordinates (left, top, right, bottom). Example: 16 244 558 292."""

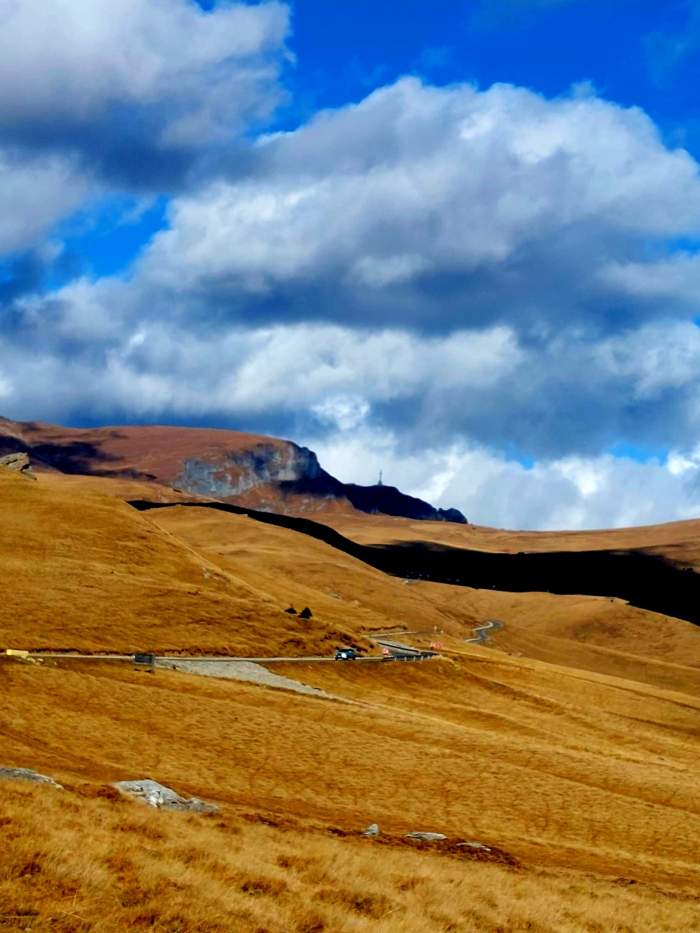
0 767 62 788
0 452 34 478
114 778 218 812
176 443 322 499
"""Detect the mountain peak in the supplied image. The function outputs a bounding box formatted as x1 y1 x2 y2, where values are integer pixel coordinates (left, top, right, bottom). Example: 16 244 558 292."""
0 417 467 524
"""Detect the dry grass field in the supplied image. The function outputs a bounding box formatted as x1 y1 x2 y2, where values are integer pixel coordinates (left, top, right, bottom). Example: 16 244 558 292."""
0 470 367 656
2 466 699 930
2 653 700 931
145 500 700 694
2 778 699 933
323 510 700 562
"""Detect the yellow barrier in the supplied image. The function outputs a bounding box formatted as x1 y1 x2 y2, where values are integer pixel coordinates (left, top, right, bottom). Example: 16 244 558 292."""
4 649 41 664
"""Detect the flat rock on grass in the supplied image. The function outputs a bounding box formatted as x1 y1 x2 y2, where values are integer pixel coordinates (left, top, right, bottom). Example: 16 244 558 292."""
405 831 447 841
0 767 62 788
114 779 218 813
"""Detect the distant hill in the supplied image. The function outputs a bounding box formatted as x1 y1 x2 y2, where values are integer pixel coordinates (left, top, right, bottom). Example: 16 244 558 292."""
0 416 466 524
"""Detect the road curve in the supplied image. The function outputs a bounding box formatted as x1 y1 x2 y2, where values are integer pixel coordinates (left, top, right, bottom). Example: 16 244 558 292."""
10 623 502 668
465 619 503 645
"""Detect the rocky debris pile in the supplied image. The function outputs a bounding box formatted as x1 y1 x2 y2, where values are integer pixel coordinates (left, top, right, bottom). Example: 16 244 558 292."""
114 779 218 813
356 823 520 867
0 767 62 788
402 833 519 866
0 452 34 478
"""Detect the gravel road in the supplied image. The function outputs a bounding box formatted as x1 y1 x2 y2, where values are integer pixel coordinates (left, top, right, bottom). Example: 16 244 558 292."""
155 658 336 698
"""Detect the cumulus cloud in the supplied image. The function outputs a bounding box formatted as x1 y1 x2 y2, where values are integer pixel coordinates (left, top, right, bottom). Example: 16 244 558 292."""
0 151 87 253
7 281 700 459
0 0 289 201
7 281 700 525
142 78 700 331
308 427 700 531
5 60 700 527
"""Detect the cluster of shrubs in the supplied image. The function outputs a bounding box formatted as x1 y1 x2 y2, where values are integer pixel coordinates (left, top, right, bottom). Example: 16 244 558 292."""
284 606 312 619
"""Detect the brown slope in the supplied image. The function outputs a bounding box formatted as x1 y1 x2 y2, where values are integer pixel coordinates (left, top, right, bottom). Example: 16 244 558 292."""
0 415 465 522
146 500 700 695
0 416 281 482
2 465 700 925
6 468 697 693
2 650 699 893
0 469 364 655
323 510 700 566
5 782 699 933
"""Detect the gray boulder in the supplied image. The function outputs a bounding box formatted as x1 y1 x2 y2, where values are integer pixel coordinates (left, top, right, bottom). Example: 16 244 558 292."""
114 779 218 813
0 452 35 478
361 823 380 837
0 767 62 788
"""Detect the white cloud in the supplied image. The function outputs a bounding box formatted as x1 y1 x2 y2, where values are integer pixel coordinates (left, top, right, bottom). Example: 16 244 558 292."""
142 77 700 333
0 370 12 400
307 427 700 531
0 1 290 253
0 150 87 252
9 275 700 462
5 69 700 530
0 0 289 144
312 396 371 432
6 287 700 528
592 321 700 399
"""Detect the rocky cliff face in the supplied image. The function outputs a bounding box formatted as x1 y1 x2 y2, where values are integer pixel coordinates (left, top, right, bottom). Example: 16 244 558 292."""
175 441 467 523
176 444 323 499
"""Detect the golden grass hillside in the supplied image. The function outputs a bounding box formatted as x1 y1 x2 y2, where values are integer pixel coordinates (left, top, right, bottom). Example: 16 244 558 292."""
2 778 699 933
1 649 699 930
2 467 700 930
410 582 700 696
147 503 481 639
323 510 700 561
0 470 361 655
20 470 700 693
2 654 699 886
147 502 700 694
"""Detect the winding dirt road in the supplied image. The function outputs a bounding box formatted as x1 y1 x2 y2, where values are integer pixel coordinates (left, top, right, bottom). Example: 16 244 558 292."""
465 619 503 645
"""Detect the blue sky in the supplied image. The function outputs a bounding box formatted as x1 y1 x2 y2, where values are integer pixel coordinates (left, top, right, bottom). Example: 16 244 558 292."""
3 0 700 528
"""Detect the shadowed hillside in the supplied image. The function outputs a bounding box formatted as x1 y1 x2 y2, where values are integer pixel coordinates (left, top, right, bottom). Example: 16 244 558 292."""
131 498 700 628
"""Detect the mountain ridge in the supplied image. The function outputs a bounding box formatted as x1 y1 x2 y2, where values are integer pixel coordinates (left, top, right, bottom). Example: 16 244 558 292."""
0 416 467 524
